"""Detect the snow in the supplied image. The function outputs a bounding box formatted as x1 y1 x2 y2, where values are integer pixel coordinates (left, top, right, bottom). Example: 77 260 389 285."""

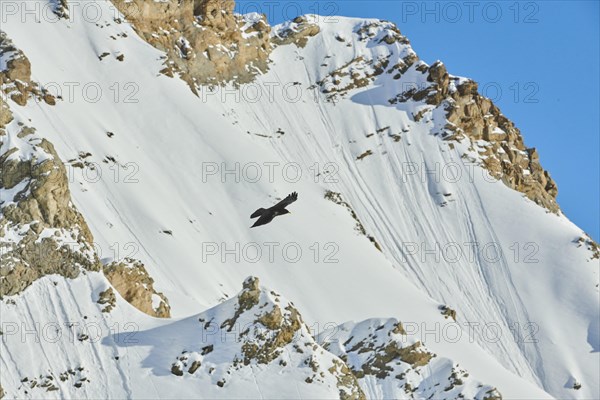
0 49 19 71
0 1 598 399
319 318 502 399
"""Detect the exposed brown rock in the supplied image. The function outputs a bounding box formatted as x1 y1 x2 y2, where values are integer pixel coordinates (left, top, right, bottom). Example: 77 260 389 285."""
356 149 373 161
1 128 100 297
170 277 364 398
352 341 433 379
1 139 93 237
97 288 117 313
188 360 202 374
102 258 171 318
111 0 271 88
218 278 307 366
318 56 390 101
241 303 302 365
328 359 366 400
575 235 599 260
395 59 559 212
391 322 406 335
446 77 559 212
272 16 320 48
50 0 69 19
0 32 55 106
221 276 261 330
324 190 382 251
170 363 183 376
323 319 502 399
484 388 503 400
439 305 457 321
0 97 13 132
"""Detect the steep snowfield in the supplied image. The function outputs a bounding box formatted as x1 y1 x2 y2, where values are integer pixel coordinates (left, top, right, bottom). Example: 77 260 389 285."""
1 1 598 399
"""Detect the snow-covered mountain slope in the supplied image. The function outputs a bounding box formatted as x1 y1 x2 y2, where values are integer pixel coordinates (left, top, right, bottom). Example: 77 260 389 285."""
1 1 598 399
318 319 502 400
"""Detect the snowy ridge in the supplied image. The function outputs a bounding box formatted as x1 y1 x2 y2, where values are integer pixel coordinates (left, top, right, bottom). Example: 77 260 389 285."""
138 276 365 399
319 319 501 399
0 1 598 399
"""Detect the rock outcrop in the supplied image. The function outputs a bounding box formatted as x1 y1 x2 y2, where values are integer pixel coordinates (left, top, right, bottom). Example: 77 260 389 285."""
0 124 101 297
170 277 365 398
97 287 117 313
111 0 271 89
439 305 457 321
325 190 381 251
430 63 558 212
50 0 69 19
271 15 320 48
319 319 502 399
164 277 505 398
0 32 55 106
310 19 558 213
575 234 600 261
389 58 559 212
316 21 415 101
0 97 13 133
103 258 171 318
1 32 100 297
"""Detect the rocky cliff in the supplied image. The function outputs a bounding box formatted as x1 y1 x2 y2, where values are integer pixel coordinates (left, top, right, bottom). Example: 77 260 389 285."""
315 20 558 213
112 0 271 90
414 61 559 212
0 126 101 297
0 33 169 318
114 3 559 213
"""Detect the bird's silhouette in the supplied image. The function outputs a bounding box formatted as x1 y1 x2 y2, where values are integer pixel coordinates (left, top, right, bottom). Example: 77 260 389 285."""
250 192 298 228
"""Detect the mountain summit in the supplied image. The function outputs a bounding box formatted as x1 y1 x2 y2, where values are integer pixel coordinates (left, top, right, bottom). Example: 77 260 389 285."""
0 1 597 399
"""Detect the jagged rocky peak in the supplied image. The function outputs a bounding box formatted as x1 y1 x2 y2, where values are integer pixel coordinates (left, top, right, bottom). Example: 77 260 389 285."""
429 61 560 212
390 58 559 212
316 20 418 100
170 276 364 398
112 0 271 88
317 18 558 213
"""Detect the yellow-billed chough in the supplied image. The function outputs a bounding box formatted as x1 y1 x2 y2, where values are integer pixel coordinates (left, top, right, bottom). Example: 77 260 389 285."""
250 192 298 228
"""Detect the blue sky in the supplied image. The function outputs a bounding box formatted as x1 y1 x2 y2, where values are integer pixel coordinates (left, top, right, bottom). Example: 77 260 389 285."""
238 1 599 239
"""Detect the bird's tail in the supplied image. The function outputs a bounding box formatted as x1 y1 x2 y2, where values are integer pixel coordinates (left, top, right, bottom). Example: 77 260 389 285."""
250 208 266 218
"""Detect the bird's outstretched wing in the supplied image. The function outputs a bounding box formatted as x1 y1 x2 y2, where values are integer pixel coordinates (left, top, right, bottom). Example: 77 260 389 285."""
273 192 298 209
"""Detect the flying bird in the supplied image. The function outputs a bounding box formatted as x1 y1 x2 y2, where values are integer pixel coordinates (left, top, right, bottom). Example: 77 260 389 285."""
250 192 298 228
